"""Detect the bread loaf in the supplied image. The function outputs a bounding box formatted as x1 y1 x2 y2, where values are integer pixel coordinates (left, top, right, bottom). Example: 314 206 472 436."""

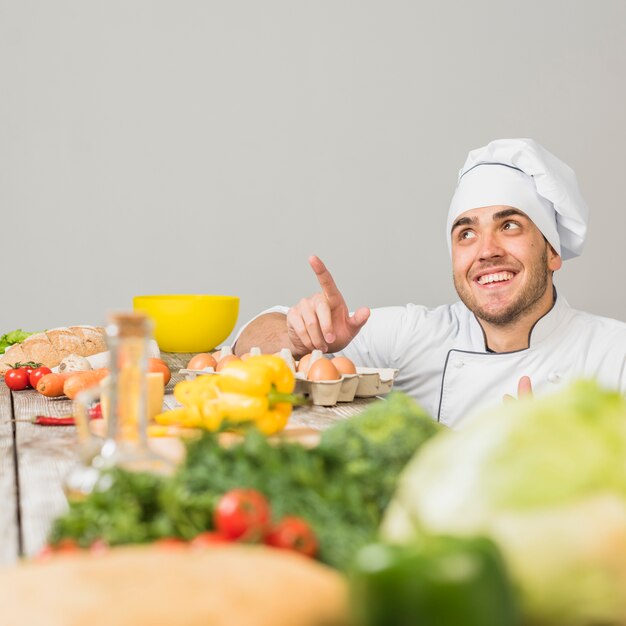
0 544 349 626
0 326 107 373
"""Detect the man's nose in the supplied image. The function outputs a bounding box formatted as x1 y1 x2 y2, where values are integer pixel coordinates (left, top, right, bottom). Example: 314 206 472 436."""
478 232 505 260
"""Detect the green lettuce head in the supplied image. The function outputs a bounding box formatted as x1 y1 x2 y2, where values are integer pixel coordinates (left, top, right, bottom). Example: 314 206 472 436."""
382 380 626 626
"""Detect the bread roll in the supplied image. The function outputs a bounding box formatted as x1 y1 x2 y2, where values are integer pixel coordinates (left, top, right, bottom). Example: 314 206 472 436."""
68 326 108 355
0 326 107 373
0 544 349 626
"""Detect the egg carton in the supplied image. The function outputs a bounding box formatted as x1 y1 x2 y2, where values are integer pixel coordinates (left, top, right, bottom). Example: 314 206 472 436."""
295 367 398 406
355 367 398 397
179 367 218 380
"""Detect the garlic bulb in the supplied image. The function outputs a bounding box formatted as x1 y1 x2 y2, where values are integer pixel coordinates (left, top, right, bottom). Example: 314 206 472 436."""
58 354 93 372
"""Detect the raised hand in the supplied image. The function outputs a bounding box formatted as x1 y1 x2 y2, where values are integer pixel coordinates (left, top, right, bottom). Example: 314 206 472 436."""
286 256 370 356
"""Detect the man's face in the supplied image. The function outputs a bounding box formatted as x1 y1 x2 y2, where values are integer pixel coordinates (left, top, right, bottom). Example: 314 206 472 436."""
451 206 562 326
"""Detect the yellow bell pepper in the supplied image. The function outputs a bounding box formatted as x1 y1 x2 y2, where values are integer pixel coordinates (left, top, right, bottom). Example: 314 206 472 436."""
215 355 295 396
241 354 296 394
153 354 302 436
255 402 292 435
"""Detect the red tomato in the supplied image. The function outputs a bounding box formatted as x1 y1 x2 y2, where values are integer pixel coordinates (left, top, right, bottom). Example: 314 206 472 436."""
4 368 30 391
29 366 52 390
89 539 109 556
214 489 271 541
54 538 82 554
265 516 318 558
34 544 56 562
191 531 227 549
35 538 81 560
23 364 36 378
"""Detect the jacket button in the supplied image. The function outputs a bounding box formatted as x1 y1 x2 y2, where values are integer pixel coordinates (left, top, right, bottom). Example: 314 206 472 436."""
548 371 561 384
454 360 464 369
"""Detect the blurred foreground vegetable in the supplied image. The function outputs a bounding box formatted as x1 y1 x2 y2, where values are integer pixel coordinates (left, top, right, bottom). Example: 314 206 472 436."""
382 380 626 626
351 535 519 626
319 392 441 511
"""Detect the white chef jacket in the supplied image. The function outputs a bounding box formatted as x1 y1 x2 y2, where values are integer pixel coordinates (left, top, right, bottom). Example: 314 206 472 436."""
239 293 626 428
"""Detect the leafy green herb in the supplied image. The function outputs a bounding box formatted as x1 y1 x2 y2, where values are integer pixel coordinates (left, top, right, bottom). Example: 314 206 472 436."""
318 392 442 512
50 470 173 548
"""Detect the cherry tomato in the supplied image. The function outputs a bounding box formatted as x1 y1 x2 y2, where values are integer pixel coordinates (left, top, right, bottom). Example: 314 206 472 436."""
214 489 271 541
4 368 30 391
53 538 82 554
29 366 52 390
89 538 109 556
265 516 318 558
23 364 36 378
35 538 81 560
191 531 227 549
34 544 56 562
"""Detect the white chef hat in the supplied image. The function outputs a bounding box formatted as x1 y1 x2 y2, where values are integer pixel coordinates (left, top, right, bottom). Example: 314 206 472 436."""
446 138 589 260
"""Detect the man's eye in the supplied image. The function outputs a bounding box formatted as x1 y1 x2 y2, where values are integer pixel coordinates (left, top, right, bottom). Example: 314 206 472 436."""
503 221 520 231
460 230 476 240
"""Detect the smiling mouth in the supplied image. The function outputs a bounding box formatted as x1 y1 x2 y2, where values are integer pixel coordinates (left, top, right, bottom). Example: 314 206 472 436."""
475 271 516 286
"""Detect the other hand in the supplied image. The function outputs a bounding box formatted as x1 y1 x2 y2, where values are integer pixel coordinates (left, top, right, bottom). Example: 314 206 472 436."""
503 376 533 403
286 256 370 356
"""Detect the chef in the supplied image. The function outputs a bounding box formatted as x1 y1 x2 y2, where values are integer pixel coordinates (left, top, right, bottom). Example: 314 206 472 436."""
235 138 626 427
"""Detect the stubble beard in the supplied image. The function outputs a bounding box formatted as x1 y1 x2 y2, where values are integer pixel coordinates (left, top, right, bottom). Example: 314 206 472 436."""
454 247 550 326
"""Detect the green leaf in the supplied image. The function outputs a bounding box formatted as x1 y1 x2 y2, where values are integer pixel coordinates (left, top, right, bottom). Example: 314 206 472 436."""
0 329 39 355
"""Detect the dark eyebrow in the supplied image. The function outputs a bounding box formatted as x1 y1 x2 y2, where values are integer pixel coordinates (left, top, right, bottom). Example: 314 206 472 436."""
493 208 528 222
451 215 477 233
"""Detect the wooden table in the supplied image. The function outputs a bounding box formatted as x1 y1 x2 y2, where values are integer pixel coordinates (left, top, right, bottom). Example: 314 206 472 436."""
0 353 373 565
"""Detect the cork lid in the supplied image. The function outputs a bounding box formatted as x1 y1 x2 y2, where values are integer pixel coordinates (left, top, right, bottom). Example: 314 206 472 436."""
107 312 152 338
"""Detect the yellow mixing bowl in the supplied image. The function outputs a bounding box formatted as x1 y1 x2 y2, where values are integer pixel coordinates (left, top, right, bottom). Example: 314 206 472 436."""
133 294 240 352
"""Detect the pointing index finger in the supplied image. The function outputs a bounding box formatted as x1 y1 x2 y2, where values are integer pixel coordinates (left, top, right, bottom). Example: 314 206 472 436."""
308 256 344 306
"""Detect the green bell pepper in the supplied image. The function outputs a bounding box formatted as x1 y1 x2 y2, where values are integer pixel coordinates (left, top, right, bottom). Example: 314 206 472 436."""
351 535 520 626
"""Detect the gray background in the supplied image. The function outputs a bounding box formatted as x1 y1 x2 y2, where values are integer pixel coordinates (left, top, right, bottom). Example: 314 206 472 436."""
1 0 624 344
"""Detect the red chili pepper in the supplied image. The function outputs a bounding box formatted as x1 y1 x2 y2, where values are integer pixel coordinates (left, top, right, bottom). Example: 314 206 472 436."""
34 415 76 426
31 405 102 426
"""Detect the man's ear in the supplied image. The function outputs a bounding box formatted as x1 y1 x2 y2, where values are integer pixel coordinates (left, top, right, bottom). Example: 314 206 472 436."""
547 243 562 272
